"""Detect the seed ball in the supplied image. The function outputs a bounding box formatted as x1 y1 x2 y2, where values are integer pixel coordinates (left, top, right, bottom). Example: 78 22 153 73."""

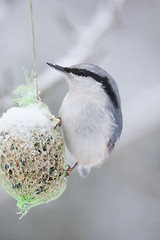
0 104 67 218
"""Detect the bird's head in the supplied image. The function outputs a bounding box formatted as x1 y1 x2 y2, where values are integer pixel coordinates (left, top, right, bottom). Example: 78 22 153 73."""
47 62 120 109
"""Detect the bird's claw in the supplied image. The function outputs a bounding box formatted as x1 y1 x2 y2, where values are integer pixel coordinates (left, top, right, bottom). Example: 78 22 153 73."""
65 162 78 176
52 117 62 128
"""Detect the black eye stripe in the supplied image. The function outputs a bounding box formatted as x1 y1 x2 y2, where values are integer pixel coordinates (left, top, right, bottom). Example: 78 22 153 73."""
64 67 86 76
64 67 119 109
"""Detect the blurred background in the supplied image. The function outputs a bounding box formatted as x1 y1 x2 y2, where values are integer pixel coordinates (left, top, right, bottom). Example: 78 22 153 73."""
0 0 160 239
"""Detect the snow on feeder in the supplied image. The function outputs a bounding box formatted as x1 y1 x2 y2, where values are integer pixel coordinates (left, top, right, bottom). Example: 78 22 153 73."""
0 72 68 218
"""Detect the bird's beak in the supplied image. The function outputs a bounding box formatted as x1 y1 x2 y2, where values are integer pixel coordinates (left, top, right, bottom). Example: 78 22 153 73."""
46 62 68 74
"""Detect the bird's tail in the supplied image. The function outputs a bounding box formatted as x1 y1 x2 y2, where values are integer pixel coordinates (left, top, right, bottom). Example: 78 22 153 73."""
77 165 91 178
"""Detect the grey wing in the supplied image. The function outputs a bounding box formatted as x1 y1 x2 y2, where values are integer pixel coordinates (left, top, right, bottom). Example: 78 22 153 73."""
108 106 123 153
107 76 123 152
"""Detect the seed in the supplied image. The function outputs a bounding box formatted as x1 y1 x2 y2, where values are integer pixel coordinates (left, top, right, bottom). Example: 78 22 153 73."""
5 164 9 170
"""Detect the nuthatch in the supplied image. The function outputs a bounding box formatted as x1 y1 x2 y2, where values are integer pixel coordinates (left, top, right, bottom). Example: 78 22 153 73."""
47 63 123 177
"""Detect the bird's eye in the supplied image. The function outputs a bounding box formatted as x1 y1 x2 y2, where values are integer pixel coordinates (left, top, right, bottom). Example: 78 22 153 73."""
78 69 85 76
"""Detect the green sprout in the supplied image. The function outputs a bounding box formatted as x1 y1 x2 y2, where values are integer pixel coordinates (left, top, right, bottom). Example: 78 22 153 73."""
12 69 38 107
12 69 51 114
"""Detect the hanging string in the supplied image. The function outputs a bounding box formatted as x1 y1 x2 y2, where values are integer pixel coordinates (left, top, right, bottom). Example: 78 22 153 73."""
30 0 39 100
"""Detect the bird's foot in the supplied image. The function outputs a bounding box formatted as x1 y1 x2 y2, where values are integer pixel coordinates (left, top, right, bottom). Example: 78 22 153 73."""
52 117 62 128
65 162 78 176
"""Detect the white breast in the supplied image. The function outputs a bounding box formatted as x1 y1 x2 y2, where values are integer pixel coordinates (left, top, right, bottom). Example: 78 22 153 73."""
59 83 116 167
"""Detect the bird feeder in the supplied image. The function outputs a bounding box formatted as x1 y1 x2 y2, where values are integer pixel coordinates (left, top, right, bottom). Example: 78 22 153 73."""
0 72 68 218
